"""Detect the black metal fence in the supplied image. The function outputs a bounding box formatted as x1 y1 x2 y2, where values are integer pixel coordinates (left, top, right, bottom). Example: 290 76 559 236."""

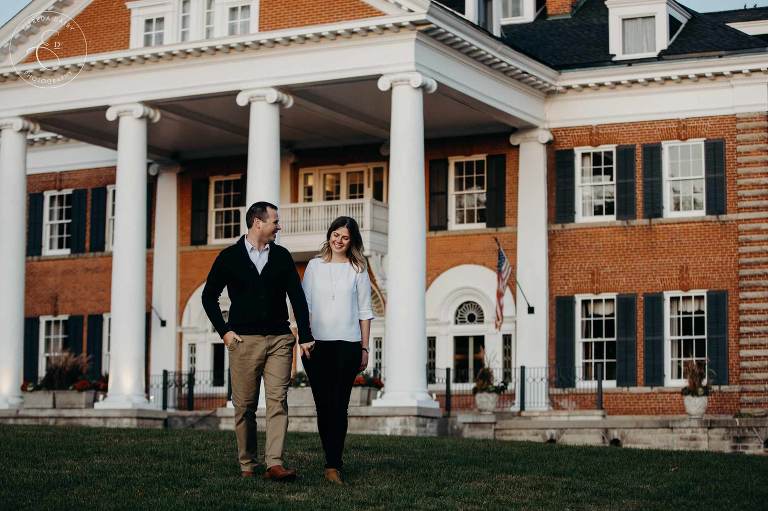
148 370 231 410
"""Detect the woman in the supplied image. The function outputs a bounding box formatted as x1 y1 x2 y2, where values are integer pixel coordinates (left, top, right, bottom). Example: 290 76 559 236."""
300 216 374 485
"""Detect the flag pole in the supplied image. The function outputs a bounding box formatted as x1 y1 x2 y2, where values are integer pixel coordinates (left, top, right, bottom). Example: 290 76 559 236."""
494 237 534 314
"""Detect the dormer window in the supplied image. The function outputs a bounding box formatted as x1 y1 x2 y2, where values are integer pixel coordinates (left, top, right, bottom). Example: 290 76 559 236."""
622 16 655 55
143 17 165 47
465 0 538 32
227 4 251 36
179 0 191 42
501 0 523 19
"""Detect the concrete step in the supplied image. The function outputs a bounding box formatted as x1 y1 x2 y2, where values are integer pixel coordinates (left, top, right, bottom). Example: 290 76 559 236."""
737 133 768 142
741 360 768 369
737 121 768 130
739 246 768 254
737 166 768 175
740 348 768 357
739 257 768 265
738 155 768 164
737 144 768 153
738 200 768 209
739 302 768 310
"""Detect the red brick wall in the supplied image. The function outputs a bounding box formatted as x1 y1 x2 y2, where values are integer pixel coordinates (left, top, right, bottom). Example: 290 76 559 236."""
259 0 383 31
546 0 576 16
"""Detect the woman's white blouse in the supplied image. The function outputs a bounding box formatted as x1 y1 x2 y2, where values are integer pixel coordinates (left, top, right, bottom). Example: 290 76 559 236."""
302 258 374 342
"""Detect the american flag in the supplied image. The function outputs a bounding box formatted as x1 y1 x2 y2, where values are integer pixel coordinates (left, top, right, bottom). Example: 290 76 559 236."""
495 240 512 331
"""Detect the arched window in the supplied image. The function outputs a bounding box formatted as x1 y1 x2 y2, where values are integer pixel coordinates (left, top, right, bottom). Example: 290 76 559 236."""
454 301 485 325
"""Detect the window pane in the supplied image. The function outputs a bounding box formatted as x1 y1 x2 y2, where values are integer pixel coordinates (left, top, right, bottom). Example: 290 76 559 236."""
623 16 655 55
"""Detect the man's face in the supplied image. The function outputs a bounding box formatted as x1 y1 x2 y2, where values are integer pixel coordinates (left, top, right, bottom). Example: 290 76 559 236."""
255 207 281 242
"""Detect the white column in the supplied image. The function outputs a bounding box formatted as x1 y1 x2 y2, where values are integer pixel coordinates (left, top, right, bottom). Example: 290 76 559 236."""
96 103 160 409
235 88 293 208
372 72 438 409
149 164 179 378
510 128 553 411
0 118 38 409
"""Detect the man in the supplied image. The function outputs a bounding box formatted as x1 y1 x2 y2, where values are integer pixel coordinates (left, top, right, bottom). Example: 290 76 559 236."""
202 201 313 481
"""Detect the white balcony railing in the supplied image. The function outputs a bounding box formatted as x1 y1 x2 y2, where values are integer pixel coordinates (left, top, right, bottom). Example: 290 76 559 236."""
280 199 388 254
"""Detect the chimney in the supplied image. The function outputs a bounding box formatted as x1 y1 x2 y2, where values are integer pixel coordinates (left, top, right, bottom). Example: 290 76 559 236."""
546 0 577 16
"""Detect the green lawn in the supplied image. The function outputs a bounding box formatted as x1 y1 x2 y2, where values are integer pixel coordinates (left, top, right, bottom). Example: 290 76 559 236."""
1 425 766 511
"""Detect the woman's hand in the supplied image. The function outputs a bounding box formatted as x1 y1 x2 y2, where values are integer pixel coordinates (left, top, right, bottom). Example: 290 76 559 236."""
359 347 369 372
300 341 315 359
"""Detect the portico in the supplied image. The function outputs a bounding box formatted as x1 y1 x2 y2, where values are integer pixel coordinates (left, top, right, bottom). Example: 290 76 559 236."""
0 12 554 410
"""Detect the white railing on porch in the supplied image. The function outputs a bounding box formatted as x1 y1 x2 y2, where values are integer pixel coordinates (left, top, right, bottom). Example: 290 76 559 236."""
281 199 388 235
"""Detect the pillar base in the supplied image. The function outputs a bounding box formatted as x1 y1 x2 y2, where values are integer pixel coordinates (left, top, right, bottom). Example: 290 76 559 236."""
371 391 439 409
0 396 23 409
94 393 153 410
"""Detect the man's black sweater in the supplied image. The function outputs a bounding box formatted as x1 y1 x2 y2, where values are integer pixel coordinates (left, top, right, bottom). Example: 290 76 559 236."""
201 236 313 344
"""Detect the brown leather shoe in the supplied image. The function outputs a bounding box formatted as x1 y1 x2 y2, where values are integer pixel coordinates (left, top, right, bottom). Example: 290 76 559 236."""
263 465 297 482
324 468 343 485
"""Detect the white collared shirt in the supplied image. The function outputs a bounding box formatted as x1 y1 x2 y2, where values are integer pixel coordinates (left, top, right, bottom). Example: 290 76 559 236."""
301 257 374 342
244 237 270 274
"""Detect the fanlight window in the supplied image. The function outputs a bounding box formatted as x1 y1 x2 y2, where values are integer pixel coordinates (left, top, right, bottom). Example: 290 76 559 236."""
455 301 485 325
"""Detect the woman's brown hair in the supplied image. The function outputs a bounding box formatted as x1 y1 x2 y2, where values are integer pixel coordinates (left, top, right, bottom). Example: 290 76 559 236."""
319 216 367 273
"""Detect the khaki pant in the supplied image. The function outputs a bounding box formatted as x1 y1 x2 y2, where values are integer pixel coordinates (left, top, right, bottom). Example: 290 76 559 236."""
228 333 294 471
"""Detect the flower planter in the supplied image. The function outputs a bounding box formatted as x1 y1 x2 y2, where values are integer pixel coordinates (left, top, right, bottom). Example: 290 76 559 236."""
288 386 315 406
474 392 499 413
349 386 376 406
55 390 96 409
683 395 708 418
23 391 54 409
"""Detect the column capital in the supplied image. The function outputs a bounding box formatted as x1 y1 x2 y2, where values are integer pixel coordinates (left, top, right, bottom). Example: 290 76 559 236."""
509 128 553 146
377 72 437 94
148 162 181 176
106 103 161 123
0 117 39 134
236 88 294 108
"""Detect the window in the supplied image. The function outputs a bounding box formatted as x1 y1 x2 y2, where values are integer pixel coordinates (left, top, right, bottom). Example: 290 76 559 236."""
347 171 365 200
143 17 165 47
501 0 522 19
39 316 68 377
577 297 617 382
502 334 513 382
179 0 191 42
302 174 314 203
188 343 197 372
455 301 485 325
227 4 250 36
427 336 436 384
576 148 615 220
210 176 244 243
43 190 73 256
667 293 707 383
454 336 484 383
205 0 216 38
105 185 116 252
323 172 341 201
664 141 705 216
372 166 385 202
622 16 655 55
373 336 383 377
102 313 112 375
450 157 486 229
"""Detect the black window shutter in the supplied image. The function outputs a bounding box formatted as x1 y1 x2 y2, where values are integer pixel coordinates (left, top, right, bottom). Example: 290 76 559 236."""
643 293 664 386
642 144 663 218
67 315 84 356
616 145 636 220
90 187 107 252
87 315 104 378
706 290 728 385
555 296 576 388
428 159 448 231
147 179 154 249
616 294 637 387
485 154 506 228
191 179 209 246
23 317 40 382
70 189 88 254
555 150 575 224
27 193 44 257
705 139 726 216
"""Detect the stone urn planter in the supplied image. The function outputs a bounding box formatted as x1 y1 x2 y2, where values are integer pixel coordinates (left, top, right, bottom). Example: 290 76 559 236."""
23 391 55 409
474 392 499 413
288 387 315 406
683 395 708 418
55 390 96 409
349 386 376 406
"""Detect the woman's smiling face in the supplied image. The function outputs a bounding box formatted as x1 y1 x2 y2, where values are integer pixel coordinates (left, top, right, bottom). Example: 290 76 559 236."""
330 227 351 256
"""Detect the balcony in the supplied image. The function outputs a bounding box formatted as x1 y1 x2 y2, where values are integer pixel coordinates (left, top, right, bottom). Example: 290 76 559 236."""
280 199 388 258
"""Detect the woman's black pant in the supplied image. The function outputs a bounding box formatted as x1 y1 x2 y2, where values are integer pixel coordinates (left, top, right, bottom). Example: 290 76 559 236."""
302 340 361 470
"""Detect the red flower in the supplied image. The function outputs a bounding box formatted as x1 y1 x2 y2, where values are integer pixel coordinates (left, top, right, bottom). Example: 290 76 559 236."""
72 379 92 392
353 375 366 386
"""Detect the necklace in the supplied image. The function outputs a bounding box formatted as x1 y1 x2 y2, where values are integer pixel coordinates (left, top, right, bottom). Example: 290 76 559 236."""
329 263 337 300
